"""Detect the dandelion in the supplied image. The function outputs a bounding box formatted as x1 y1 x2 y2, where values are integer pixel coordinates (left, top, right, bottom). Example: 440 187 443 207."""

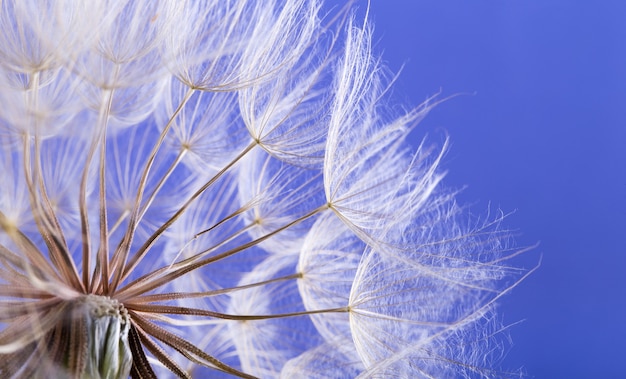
0 1 532 378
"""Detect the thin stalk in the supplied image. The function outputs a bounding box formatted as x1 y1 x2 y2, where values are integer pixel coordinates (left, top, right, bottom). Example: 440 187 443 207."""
20 72 81 290
116 204 327 301
0 236 59 286
108 209 130 237
127 303 349 321
137 147 188 224
113 141 256 289
29 74 81 290
80 62 119 292
116 220 256 301
128 272 302 304
130 313 258 379
95 86 116 293
109 87 195 291
182 200 252 249
131 324 190 378
0 210 59 283
32 136 82 291
166 222 255 271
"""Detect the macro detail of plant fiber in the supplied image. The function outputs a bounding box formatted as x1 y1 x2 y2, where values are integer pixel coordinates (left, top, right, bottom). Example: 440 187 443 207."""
0 1 532 378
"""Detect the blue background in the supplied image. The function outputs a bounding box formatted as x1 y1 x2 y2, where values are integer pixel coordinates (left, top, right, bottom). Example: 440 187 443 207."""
330 1 626 377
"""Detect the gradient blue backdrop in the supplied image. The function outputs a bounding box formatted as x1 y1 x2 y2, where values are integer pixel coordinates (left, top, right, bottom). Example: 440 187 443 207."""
325 1 626 377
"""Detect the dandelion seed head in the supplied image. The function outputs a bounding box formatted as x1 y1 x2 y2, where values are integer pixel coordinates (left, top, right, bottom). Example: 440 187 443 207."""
0 1 531 378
